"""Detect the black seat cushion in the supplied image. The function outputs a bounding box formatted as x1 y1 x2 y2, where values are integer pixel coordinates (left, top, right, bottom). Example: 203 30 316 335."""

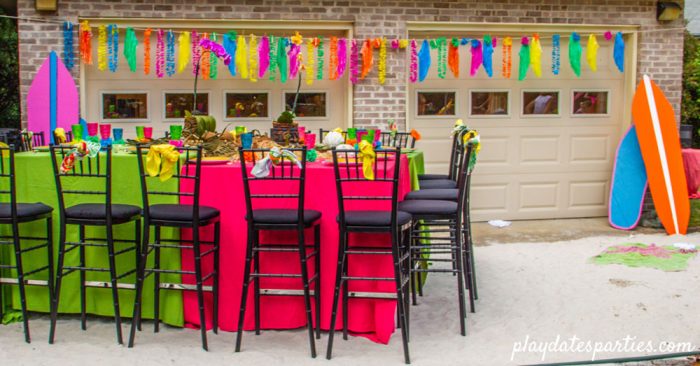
249 209 321 225
398 200 458 216
0 202 53 218
417 173 449 180
419 179 457 189
405 189 458 201
338 210 412 227
149 204 220 222
65 203 141 221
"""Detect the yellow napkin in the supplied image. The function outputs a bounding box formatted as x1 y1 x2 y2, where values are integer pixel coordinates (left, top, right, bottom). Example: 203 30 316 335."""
358 140 376 180
54 128 67 144
146 144 180 181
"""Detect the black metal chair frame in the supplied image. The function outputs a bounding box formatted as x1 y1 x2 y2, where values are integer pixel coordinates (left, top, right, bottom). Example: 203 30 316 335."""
408 144 476 337
48 145 142 345
235 147 321 358
381 131 416 149
129 145 221 351
21 131 45 151
0 145 54 343
326 148 412 364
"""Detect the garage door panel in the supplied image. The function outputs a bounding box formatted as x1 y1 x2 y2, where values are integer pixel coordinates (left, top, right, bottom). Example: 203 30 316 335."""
569 135 610 163
569 179 609 210
519 136 561 164
519 182 559 211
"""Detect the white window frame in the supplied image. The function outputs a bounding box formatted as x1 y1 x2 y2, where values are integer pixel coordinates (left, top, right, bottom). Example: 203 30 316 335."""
282 90 328 120
414 89 459 119
222 90 272 122
162 90 210 122
99 90 150 123
520 89 562 118
468 89 511 118
570 89 612 118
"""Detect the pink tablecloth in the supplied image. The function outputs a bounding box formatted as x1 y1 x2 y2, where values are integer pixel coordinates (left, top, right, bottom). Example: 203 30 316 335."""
180 156 410 344
682 148 700 198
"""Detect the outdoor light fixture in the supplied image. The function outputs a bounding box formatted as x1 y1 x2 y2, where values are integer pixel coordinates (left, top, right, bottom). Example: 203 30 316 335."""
35 0 57 11
657 1 682 21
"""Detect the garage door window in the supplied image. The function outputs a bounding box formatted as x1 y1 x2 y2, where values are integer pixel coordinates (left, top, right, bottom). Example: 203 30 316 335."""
470 91 509 116
225 92 269 120
101 92 149 121
285 92 326 118
522 91 559 116
572 91 609 115
416 91 456 116
164 92 209 120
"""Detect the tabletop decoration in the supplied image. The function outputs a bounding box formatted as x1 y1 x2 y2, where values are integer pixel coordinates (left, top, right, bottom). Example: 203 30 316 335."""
54 128 67 144
124 27 138 72
358 140 376 180
99 123 112 147
59 141 100 174
530 34 542 77
86 122 99 143
251 147 302 178
146 144 180 181
79 20 92 65
613 32 625 73
177 31 191 73
418 39 430 82
71 124 83 143
586 33 599 72
569 32 582 77
113 128 125 145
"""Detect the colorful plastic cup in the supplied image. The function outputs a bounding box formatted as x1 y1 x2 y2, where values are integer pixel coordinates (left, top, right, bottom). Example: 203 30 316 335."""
99 124 111 139
71 124 83 142
144 127 153 140
135 126 145 140
113 128 124 143
87 122 98 137
235 126 246 136
374 129 382 142
305 133 316 150
170 125 183 140
241 132 253 149
364 129 375 143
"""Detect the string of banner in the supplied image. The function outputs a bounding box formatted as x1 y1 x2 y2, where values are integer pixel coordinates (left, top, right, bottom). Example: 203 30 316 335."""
63 20 626 85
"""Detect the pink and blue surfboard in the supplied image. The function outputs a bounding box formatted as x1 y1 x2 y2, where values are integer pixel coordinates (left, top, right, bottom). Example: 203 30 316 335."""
26 51 79 144
609 125 648 230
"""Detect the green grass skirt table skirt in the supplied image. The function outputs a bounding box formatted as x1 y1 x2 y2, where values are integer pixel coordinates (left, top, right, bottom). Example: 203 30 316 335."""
0 152 183 327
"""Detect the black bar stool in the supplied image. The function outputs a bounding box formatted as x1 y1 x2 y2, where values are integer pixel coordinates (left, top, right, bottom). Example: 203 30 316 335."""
129 145 221 351
48 145 142 345
0 145 54 343
326 148 413 364
235 147 321 358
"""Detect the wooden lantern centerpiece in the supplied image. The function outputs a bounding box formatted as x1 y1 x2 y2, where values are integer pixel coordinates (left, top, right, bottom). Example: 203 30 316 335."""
271 110 299 145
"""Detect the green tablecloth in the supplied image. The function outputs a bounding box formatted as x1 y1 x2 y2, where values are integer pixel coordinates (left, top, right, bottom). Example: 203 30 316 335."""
0 152 183 326
405 150 425 191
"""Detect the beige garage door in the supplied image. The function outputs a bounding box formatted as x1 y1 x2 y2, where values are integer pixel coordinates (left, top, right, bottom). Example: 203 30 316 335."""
410 32 626 221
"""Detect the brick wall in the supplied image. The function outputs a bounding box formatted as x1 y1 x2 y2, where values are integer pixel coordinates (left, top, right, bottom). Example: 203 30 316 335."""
16 0 686 130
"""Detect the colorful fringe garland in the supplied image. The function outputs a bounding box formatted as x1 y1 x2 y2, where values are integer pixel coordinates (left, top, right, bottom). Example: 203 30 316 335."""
259 36 269 79
435 37 446 79
350 39 358 84
191 31 200 76
143 28 151 75
209 33 218 79
200 33 210 79
268 36 277 81
409 39 418 83
107 24 118 72
360 39 372 80
518 36 530 81
79 21 92 65
124 27 138 72
569 32 582 77
502 37 512 78
530 34 542 77
156 29 164 78
277 37 288 83
586 34 599 72
177 31 190 74
329 36 339 80
166 30 175 77
63 22 74 70
418 39 430 82
470 39 482 77
306 39 315 85
482 35 495 78
316 38 324 80
552 34 561 75
614 32 625 73
289 34 302 80
378 37 387 84
223 31 237 76
97 25 107 71
235 35 248 80
337 38 347 78
448 38 459 78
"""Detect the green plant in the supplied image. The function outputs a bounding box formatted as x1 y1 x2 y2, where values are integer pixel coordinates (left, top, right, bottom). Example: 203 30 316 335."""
0 10 19 128
682 31 700 146
276 110 296 124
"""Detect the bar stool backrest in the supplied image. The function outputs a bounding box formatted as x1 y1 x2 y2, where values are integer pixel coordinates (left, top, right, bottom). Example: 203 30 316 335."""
21 131 44 151
332 148 402 229
238 147 309 224
0 145 19 220
455 143 476 216
49 145 113 222
135 145 204 225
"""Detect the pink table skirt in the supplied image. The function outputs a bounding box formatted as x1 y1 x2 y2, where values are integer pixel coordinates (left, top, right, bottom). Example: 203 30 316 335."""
682 148 700 198
180 156 411 344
